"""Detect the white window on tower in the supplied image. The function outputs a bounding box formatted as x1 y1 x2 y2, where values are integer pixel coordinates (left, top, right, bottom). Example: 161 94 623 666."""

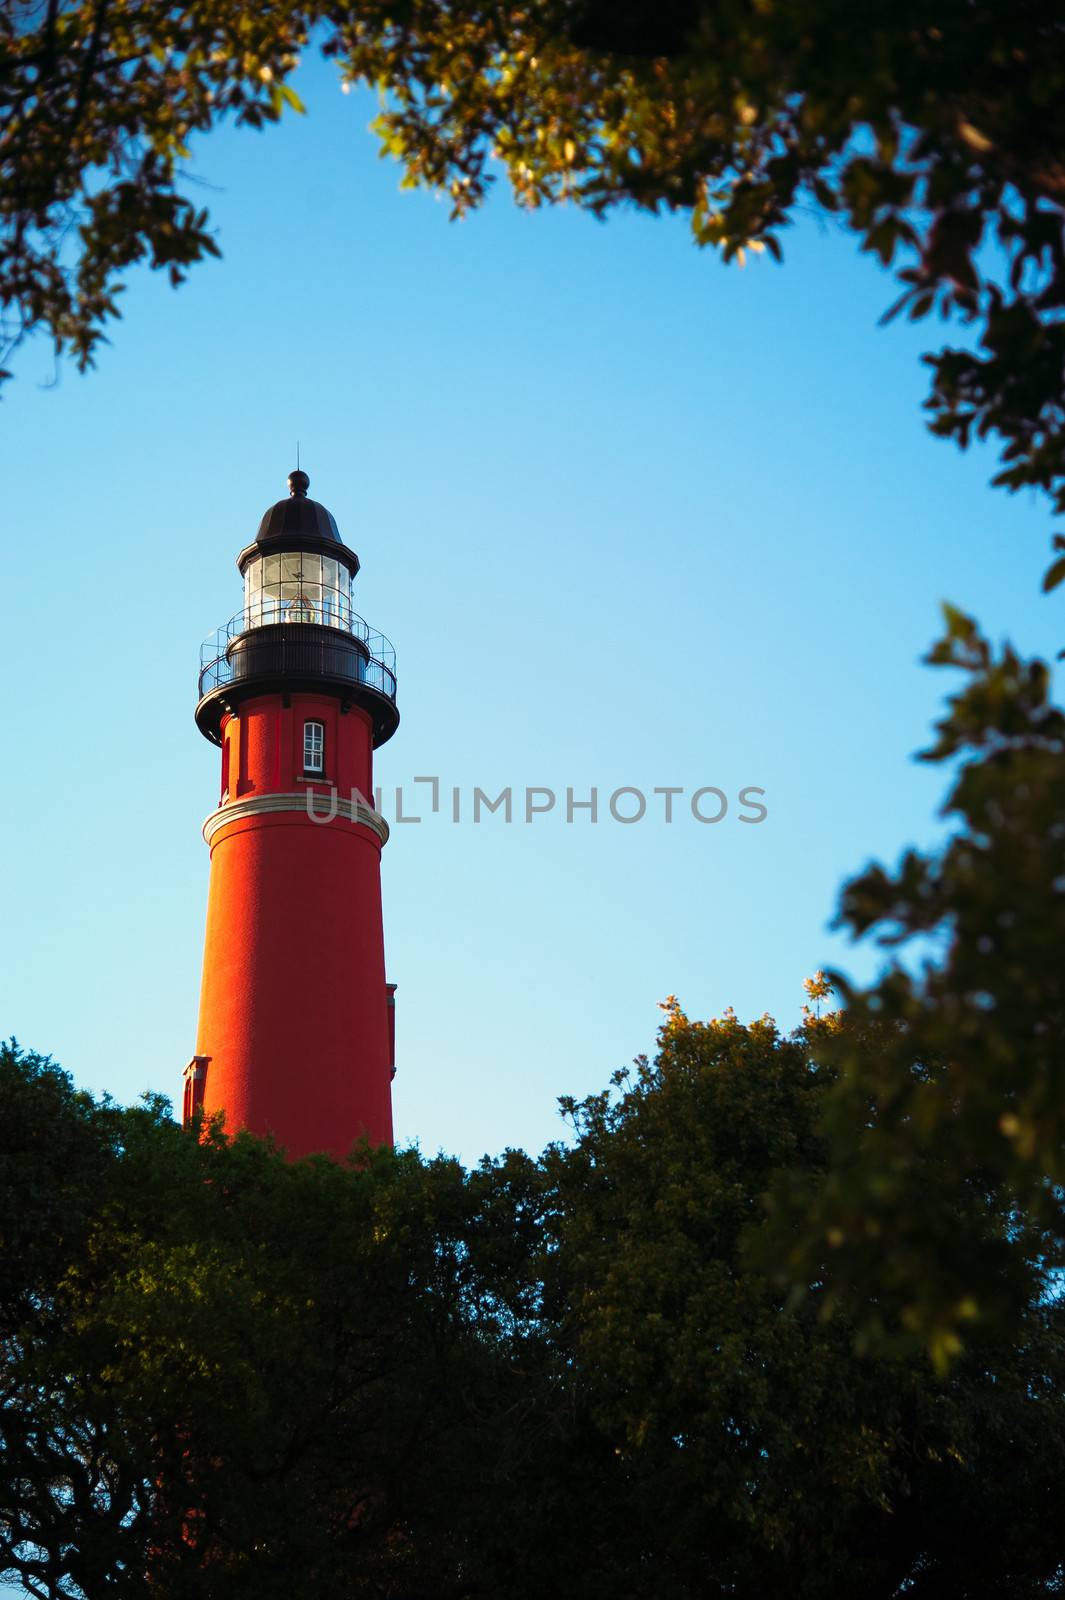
304 720 325 774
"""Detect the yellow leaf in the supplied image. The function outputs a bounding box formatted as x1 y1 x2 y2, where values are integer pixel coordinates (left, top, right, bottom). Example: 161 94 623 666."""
958 120 993 153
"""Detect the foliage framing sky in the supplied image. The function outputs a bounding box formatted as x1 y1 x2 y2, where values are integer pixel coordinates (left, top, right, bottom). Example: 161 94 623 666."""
1 55 1059 1166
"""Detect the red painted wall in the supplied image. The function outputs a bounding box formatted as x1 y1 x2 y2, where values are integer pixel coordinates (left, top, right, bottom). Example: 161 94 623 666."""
224 691 373 803
195 692 392 1158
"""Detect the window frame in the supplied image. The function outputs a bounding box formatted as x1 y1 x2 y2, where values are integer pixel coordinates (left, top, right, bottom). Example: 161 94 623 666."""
303 718 326 776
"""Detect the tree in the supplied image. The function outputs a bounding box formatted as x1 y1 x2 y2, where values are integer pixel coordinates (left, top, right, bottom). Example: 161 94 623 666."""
3 2 1065 584
545 1000 1065 1597
757 605 1065 1364
0 1042 557 1598
3 1030 1064 1598
0 1 305 377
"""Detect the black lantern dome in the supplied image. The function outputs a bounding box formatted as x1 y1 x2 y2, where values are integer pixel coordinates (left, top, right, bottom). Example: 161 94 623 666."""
237 469 360 577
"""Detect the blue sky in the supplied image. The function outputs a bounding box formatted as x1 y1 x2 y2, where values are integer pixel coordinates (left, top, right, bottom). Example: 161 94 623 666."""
1 55 1059 1166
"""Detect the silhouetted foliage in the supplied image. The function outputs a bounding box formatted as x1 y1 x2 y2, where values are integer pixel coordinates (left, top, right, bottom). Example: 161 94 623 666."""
2 1029 1064 1598
760 606 1065 1366
2 2 1065 581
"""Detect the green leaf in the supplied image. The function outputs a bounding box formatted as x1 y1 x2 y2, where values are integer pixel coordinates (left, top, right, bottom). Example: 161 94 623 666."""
1041 555 1065 592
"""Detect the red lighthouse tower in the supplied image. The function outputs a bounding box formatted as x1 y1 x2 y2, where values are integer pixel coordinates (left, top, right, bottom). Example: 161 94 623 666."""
187 471 398 1158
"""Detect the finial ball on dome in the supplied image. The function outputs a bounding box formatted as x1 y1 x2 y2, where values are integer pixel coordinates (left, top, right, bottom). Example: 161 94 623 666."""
288 468 310 498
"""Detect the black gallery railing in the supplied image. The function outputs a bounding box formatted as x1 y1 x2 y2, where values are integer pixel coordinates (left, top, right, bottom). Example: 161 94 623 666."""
199 609 397 703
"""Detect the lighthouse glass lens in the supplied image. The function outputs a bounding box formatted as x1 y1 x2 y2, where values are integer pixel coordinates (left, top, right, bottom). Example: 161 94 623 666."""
278 552 322 622
256 554 281 623
243 557 260 626
321 557 341 627
242 552 351 631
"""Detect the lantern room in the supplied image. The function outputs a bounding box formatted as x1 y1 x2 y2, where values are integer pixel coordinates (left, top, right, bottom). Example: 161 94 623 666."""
194 470 398 748
242 550 354 630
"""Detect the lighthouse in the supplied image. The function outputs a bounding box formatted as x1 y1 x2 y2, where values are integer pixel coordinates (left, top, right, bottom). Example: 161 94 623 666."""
187 471 398 1158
